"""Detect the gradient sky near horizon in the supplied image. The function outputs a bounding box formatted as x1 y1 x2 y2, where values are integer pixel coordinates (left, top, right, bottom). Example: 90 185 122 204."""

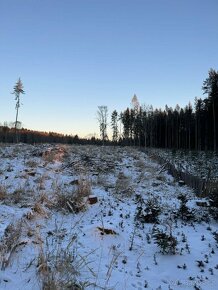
1 0 218 138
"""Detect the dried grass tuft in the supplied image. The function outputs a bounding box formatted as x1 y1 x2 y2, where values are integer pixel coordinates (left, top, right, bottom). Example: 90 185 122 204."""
0 220 23 270
37 231 92 290
115 172 134 197
25 159 38 168
54 190 86 214
0 185 7 200
52 174 92 213
77 175 92 197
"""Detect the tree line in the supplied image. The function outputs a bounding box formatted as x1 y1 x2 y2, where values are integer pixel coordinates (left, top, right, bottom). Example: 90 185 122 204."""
1 69 218 150
109 68 218 151
0 126 106 145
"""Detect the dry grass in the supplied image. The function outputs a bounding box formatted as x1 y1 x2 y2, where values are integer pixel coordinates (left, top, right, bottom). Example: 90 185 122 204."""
25 159 38 168
0 220 23 270
54 190 87 214
37 232 92 290
95 174 109 187
32 201 48 217
42 146 66 164
25 194 51 220
42 150 57 163
35 174 47 191
12 188 23 204
115 171 134 197
50 173 92 214
77 175 92 197
0 185 7 200
54 191 75 213
0 186 26 205
38 192 54 209
135 158 146 170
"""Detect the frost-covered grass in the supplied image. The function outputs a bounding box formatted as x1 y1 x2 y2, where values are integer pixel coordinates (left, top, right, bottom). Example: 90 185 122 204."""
0 144 217 290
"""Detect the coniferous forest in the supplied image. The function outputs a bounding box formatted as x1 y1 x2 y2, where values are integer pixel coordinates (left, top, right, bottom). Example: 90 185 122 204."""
1 68 218 151
113 68 218 151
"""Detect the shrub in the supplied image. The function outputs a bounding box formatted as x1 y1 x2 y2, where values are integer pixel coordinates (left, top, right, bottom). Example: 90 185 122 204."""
177 194 195 221
208 189 218 220
152 227 178 255
213 231 218 244
135 195 161 223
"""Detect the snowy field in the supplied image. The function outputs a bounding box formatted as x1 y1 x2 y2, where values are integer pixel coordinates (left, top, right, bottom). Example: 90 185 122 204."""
0 144 217 290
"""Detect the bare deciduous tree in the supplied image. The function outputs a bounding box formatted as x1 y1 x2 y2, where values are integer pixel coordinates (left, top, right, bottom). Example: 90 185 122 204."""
97 106 108 145
111 110 118 143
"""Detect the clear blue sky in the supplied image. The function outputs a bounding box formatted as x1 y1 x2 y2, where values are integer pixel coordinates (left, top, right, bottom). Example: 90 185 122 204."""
0 0 218 138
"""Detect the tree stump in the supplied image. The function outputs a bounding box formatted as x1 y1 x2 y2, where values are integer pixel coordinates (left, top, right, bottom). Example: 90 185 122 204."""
88 195 98 205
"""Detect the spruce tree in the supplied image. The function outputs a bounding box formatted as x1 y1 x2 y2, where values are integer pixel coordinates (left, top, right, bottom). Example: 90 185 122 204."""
12 78 25 143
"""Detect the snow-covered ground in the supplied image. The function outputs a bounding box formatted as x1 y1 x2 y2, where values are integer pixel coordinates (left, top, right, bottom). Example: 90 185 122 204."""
0 144 217 290
149 148 218 181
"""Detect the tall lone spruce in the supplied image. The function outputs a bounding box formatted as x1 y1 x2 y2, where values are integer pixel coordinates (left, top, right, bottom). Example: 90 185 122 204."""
12 78 25 143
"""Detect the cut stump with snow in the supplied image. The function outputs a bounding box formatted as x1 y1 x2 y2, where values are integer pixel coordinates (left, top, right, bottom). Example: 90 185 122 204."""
88 195 98 205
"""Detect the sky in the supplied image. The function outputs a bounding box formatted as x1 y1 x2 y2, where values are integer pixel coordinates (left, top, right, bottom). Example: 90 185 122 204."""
0 0 218 138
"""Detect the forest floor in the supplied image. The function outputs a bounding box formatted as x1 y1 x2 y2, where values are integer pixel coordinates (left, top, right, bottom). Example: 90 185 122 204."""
0 144 217 290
